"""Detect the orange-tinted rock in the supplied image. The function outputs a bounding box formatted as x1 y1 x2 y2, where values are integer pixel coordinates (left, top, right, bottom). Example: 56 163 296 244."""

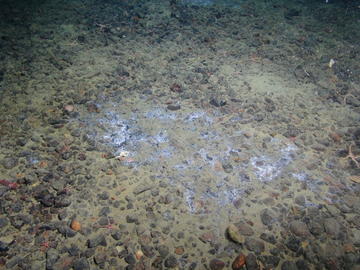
232 253 246 270
70 220 81 231
174 246 184 255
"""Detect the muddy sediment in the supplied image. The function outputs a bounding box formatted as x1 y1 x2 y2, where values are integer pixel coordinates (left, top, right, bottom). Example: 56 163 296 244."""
0 0 360 269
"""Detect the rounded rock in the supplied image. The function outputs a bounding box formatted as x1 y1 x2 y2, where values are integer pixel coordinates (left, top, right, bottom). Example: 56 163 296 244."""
209 258 225 270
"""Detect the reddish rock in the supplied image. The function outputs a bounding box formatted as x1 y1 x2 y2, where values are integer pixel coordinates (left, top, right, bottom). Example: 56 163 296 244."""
232 253 246 270
174 246 184 255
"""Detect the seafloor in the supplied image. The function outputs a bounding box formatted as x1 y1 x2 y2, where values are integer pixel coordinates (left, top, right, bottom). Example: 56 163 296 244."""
0 0 359 269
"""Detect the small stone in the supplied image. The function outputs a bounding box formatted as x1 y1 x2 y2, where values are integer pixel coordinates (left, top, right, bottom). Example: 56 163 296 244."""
88 234 107 248
142 245 155 258
87 103 100 113
296 260 310 270
54 195 71 208
167 104 181 111
199 231 216 244
325 204 340 216
222 162 233 173
5 256 21 268
164 255 178 268
111 231 122 241
245 253 260 270
210 98 226 107
125 254 136 265
52 256 73 270
232 253 246 270
98 191 109 200
57 225 77 238
233 198 243 209
349 215 360 229
94 251 107 265
157 245 169 258
64 104 74 112
99 207 110 216
260 209 276 226
98 217 109 226
35 190 54 207
209 258 225 270
46 248 59 269
324 218 341 239
289 220 310 237
281 261 297 270
73 257 90 270
259 255 280 268
236 222 254 236
126 214 138 223
245 238 265 254
260 233 276 245
294 195 306 206
285 235 300 252
2 157 18 169
308 221 324 236
174 246 184 255
0 241 9 252
227 224 245 244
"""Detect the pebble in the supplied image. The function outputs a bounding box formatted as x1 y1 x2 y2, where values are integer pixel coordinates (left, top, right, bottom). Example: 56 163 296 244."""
281 260 298 270
94 251 107 265
0 241 9 252
125 254 136 265
35 190 55 207
199 231 216 244
294 195 306 206
209 258 225 270
157 245 169 258
259 255 280 268
260 208 276 226
5 256 21 268
54 195 71 208
232 253 246 270
227 224 245 244
174 246 184 255
46 248 59 269
308 221 324 236
88 234 107 248
325 204 340 216
285 235 300 252
222 162 233 173
167 104 181 111
289 220 310 237
324 218 341 239
1 157 18 169
164 255 178 268
142 245 156 258
245 238 265 254
349 215 360 228
73 257 90 270
260 233 276 245
245 253 260 270
236 222 254 236
126 214 139 223
111 231 122 240
57 225 77 238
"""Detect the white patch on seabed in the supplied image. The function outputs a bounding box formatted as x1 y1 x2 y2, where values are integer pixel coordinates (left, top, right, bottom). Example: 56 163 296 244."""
250 143 297 182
